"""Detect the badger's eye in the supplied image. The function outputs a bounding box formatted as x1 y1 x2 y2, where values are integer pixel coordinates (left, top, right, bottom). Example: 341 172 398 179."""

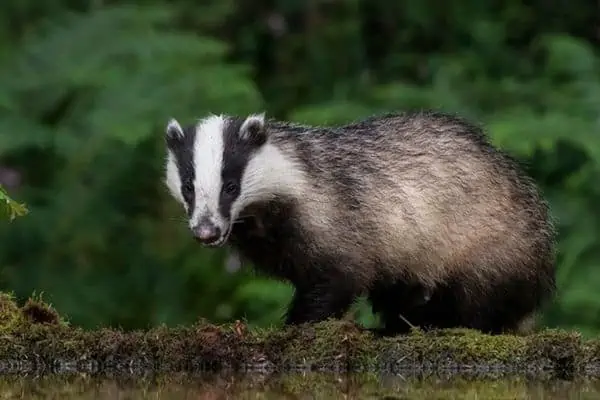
223 181 239 196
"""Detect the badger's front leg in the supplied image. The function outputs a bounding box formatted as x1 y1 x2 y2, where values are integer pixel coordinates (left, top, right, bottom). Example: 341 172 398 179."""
284 280 357 325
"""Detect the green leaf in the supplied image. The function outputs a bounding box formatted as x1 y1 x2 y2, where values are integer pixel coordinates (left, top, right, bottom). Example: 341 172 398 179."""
0 185 28 221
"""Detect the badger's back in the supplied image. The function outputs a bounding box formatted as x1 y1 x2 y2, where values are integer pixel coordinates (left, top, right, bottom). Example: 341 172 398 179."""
262 111 555 293
164 109 554 332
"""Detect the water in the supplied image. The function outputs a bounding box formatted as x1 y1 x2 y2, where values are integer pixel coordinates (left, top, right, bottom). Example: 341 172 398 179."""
1 373 599 399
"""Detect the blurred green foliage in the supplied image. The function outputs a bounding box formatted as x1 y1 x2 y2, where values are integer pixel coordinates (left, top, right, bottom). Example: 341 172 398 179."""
0 0 598 334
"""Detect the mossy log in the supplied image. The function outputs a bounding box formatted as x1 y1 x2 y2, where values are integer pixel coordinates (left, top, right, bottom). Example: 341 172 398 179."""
0 293 599 380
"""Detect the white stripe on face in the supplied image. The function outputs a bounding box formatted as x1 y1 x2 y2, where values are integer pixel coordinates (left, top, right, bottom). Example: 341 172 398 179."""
189 115 227 230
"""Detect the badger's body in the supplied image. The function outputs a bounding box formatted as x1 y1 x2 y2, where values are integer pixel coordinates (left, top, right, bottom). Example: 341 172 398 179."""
164 110 556 334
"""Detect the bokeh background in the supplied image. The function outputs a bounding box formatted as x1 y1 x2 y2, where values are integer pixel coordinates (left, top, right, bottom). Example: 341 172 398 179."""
0 1 598 335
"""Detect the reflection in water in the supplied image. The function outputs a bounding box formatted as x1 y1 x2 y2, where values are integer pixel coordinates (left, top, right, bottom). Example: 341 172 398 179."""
0 372 599 399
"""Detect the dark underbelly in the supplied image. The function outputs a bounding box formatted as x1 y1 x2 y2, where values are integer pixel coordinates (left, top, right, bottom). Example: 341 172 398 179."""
228 202 308 282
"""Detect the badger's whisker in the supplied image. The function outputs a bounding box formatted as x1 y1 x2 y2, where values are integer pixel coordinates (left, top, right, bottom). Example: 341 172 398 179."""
233 215 256 225
167 216 187 223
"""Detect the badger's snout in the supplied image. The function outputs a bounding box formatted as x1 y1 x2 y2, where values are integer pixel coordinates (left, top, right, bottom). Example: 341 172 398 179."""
191 218 222 246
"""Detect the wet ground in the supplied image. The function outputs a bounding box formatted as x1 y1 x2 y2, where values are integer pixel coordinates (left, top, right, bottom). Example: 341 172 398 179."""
2 372 600 399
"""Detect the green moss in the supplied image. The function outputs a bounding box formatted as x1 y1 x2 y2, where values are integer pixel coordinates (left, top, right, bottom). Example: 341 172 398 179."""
0 292 598 379
21 294 64 326
275 320 360 370
396 327 528 363
0 292 23 332
0 292 66 335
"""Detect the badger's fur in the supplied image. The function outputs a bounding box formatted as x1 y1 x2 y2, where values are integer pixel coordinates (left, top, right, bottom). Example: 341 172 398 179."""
163 110 556 334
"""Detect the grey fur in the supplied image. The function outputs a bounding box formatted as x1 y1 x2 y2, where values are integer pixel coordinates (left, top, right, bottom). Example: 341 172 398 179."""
166 110 557 334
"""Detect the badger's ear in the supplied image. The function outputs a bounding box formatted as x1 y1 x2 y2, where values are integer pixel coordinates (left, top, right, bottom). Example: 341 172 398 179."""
239 112 267 146
165 118 184 143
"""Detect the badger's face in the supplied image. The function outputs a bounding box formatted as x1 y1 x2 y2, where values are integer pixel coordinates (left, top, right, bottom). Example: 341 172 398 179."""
163 113 268 247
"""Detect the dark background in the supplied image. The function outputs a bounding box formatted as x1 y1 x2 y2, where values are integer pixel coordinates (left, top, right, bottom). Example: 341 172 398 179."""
0 0 598 335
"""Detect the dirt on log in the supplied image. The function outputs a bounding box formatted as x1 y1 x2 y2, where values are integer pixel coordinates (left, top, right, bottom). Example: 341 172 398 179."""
0 292 598 380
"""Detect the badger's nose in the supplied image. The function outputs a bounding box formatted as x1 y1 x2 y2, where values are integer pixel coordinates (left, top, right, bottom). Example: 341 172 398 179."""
192 221 221 245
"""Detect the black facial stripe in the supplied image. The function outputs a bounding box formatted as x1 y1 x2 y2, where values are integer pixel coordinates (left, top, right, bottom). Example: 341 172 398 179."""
219 117 258 220
166 125 197 216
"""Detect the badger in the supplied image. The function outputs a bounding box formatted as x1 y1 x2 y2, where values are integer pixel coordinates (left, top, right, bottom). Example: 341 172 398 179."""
163 110 556 335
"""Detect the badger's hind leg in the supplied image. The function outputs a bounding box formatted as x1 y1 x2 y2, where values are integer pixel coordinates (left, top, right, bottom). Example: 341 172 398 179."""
370 265 555 336
285 279 358 325
467 266 556 334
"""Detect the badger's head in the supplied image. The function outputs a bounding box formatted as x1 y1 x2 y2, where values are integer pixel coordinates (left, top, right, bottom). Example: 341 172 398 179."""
163 112 273 247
